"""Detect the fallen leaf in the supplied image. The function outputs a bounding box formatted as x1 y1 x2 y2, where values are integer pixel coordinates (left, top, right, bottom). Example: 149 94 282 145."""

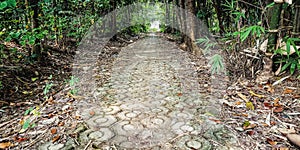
287 134 300 147
237 92 248 102
247 130 255 135
246 101 255 110
274 106 284 113
208 118 222 124
52 135 60 143
243 121 250 128
50 128 57 134
47 96 54 104
241 113 248 117
293 94 300 99
263 102 273 109
75 116 80 120
273 98 282 107
0 142 13 149
14 136 28 143
249 90 265 98
283 88 293 94
48 113 55 118
177 93 183 96
58 121 65 126
235 101 242 105
267 138 277 146
89 111 95 116
243 123 257 130
271 121 277 125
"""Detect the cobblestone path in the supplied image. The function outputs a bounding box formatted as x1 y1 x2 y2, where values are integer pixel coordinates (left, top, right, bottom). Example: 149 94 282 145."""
41 35 238 149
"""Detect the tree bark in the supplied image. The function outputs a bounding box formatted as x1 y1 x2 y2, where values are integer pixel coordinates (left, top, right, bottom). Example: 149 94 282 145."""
267 2 282 52
29 0 41 59
293 1 300 37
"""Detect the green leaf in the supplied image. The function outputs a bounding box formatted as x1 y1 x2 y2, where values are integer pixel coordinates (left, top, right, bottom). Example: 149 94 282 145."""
29 36 36 45
241 28 251 42
22 119 31 130
31 77 38 82
24 107 34 115
31 123 36 128
281 62 291 72
286 40 291 57
209 54 224 74
243 120 251 127
7 0 16 7
290 62 296 74
0 1 8 10
266 2 275 8
5 36 12 42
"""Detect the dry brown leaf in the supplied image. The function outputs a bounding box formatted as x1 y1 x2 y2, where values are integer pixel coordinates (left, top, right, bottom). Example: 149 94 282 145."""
58 121 65 126
47 96 54 104
287 134 300 147
89 111 95 116
247 130 255 135
263 102 273 109
177 93 183 96
237 92 248 102
271 121 277 125
235 101 242 105
274 106 284 113
273 98 282 107
267 138 277 146
243 123 257 130
14 136 28 143
52 135 60 143
50 128 57 134
293 94 300 99
241 113 248 117
283 88 294 94
0 142 14 149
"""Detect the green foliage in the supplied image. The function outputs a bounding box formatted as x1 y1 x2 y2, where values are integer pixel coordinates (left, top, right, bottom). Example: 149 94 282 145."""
236 25 265 42
65 76 79 95
222 0 245 23
274 37 300 74
128 24 150 34
0 0 16 11
21 106 39 132
196 37 217 54
197 37 225 74
0 81 2 89
209 54 225 74
43 75 53 99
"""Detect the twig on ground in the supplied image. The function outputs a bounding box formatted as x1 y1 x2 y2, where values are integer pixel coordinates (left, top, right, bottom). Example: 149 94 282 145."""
83 140 92 150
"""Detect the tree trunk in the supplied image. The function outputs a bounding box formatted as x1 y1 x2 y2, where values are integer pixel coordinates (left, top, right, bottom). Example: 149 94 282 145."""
293 1 300 37
267 2 282 52
29 0 41 59
110 0 117 33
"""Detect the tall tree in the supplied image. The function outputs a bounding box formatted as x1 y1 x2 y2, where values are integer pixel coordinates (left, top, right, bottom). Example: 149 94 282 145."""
29 0 41 59
267 1 282 52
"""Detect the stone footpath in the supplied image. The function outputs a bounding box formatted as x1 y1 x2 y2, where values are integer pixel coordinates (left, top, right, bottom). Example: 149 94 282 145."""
40 35 239 149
